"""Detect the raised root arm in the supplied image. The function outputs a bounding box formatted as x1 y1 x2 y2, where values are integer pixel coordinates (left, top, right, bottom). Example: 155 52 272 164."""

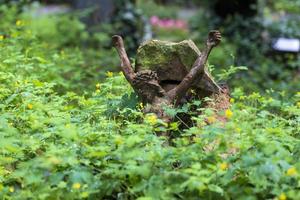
112 35 136 85
168 30 222 104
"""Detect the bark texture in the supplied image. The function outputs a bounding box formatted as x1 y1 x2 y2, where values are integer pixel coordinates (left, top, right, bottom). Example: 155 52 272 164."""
112 30 226 122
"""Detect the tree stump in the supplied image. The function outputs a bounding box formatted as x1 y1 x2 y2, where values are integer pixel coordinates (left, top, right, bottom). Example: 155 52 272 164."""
112 31 229 123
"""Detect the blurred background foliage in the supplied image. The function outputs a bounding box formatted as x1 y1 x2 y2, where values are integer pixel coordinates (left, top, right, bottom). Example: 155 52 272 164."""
0 0 299 95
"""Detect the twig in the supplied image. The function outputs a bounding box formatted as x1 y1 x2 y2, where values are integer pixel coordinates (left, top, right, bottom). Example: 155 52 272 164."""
168 30 222 106
112 35 136 86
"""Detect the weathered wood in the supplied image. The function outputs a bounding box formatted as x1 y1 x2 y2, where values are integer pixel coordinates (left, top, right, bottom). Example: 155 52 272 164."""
113 31 224 122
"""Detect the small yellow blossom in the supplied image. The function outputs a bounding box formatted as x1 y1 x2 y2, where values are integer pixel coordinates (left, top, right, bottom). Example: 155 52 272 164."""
146 114 158 125
220 163 228 171
95 89 100 93
278 193 287 200
286 166 297 176
225 109 233 119
230 98 235 103
297 102 300 108
72 183 81 189
96 83 101 89
207 116 216 124
114 136 123 145
9 186 14 193
27 104 33 109
138 102 144 109
106 71 113 77
16 20 22 26
0 35 4 40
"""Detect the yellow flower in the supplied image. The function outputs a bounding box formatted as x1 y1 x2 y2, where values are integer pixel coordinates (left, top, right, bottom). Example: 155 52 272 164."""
297 102 300 108
286 166 297 176
278 193 287 200
27 104 33 109
114 136 123 145
138 102 144 109
146 114 158 125
72 183 81 189
9 186 14 193
0 35 4 40
16 20 22 26
225 109 233 119
230 98 235 103
220 162 228 171
106 71 113 77
207 116 216 124
95 89 100 93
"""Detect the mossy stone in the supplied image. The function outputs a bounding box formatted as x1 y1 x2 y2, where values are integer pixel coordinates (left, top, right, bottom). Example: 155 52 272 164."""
135 39 201 81
135 39 221 94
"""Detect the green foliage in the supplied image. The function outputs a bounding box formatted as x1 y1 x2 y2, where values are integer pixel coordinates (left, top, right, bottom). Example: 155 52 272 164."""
1 61 300 199
0 4 119 94
189 0 300 95
111 0 149 55
23 11 89 47
270 0 300 14
151 27 190 42
215 65 248 82
0 3 300 200
137 0 179 19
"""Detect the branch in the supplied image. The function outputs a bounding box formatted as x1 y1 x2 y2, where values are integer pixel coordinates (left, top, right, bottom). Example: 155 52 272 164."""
168 30 222 105
112 35 136 85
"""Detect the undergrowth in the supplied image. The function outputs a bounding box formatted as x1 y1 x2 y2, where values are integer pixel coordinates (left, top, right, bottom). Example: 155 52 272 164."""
0 3 300 200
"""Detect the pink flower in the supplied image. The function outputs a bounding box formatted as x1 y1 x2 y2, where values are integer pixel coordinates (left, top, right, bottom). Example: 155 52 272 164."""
164 19 175 28
150 16 188 30
175 20 187 29
150 16 160 26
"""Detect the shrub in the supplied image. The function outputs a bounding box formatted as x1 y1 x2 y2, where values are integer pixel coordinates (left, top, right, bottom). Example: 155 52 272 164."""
0 3 300 200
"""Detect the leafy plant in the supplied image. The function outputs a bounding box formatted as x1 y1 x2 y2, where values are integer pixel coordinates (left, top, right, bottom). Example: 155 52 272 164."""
0 3 300 200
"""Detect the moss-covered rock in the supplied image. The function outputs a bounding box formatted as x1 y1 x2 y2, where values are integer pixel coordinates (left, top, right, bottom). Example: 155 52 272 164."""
135 39 221 94
135 40 201 81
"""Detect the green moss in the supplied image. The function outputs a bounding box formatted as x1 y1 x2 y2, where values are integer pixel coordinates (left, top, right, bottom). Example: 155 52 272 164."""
136 39 200 74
